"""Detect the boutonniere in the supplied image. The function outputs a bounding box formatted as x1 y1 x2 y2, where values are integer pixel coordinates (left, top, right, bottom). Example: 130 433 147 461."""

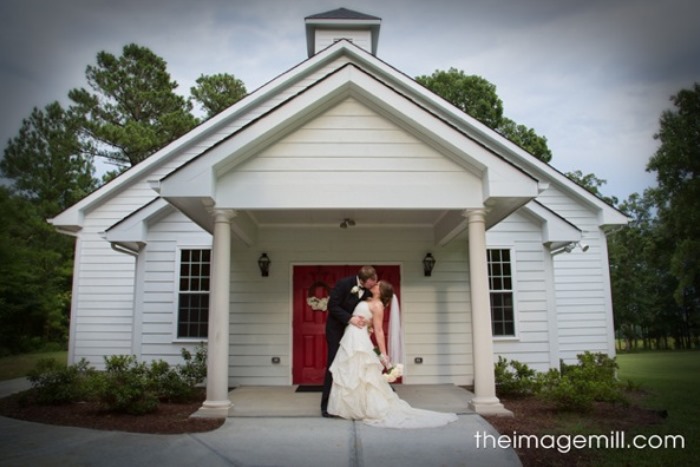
350 286 363 298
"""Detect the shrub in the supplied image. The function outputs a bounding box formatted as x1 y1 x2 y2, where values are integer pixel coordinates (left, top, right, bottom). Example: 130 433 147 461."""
97 355 159 415
495 352 628 412
537 352 628 412
149 345 207 403
27 358 96 405
494 356 537 397
536 368 596 412
26 345 207 415
177 345 207 388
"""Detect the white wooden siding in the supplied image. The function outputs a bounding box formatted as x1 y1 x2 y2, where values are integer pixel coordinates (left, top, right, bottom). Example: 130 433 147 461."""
487 210 554 372
537 185 616 362
223 226 473 386
66 55 357 366
315 29 372 54
217 97 483 209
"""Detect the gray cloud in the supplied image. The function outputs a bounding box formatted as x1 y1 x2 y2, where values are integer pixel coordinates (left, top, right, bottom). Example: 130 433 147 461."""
1 0 698 199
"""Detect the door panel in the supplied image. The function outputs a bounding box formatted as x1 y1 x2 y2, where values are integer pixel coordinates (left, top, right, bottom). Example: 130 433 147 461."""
292 265 401 385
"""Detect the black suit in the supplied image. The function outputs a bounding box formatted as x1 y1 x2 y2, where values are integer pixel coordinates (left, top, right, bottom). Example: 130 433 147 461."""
320 275 370 412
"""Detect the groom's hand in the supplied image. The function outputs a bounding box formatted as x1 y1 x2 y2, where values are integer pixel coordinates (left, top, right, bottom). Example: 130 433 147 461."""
349 316 366 328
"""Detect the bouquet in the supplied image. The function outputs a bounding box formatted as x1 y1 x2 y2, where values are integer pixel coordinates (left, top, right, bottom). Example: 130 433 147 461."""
383 363 404 383
374 347 403 382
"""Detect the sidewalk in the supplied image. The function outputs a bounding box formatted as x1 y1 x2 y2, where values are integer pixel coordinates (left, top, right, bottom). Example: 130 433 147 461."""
0 379 522 466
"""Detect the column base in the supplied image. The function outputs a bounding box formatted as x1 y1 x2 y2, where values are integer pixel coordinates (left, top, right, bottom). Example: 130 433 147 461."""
469 396 513 416
190 399 232 418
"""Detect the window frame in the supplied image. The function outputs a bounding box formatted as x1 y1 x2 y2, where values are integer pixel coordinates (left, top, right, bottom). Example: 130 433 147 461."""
487 247 518 339
173 246 211 342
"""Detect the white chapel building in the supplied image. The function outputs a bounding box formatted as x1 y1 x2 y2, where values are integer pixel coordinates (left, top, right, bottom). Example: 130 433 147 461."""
50 8 627 416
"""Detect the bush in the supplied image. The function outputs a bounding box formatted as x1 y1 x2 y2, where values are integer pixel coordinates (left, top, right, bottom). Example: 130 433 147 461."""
27 358 96 405
537 352 628 412
97 355 159 415
26 346 207 415
177 345 207 388
149 345 208 403
495 352 628 412
494 356 538 397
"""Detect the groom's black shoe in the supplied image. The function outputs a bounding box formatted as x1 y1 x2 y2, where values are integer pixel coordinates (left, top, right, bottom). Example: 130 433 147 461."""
321 410 339 418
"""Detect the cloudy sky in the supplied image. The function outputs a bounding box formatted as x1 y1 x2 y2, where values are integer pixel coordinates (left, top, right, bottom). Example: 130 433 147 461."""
1 0 698 201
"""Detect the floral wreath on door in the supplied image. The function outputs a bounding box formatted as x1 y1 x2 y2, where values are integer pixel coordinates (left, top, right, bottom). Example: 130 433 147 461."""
306 280 331 311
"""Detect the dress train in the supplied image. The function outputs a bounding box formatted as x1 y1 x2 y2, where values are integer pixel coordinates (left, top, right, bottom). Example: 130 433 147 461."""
328 302 458 429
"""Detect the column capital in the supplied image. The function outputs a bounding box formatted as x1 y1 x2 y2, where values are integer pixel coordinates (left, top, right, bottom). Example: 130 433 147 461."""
462 208 487 222
211 208 237 223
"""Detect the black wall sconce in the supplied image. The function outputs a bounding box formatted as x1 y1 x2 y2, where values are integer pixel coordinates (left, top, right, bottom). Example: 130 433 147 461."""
423 253 436 277
258 253 271 277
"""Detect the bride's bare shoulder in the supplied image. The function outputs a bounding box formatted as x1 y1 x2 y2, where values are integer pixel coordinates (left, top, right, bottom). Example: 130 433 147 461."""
369 300 385 313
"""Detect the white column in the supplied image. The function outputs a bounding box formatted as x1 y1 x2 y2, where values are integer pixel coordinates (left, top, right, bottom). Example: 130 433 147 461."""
196 209 235 418
466 209 512 416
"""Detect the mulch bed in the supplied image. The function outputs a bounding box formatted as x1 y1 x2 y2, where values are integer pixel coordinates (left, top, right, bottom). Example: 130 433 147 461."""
0 390 224 434
484 392 666 466
0 386 666 466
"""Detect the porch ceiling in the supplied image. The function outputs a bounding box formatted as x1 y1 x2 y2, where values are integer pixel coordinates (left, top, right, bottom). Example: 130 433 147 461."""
164 194 531 247
247 208 444 227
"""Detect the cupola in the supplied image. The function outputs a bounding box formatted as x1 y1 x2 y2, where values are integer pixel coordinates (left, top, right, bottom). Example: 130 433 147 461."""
305 7 381 57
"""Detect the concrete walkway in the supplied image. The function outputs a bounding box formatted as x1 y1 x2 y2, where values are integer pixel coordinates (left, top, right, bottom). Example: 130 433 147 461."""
0 379 521 466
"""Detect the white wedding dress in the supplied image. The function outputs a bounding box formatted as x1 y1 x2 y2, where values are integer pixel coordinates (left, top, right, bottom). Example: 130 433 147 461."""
328 301 458 429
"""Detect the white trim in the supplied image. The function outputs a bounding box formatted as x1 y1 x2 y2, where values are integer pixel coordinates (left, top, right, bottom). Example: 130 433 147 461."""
171 245 212 342
66 236 83 364
130 248 147 358
543 243 561 368
487 246 519 340
599 230 617 357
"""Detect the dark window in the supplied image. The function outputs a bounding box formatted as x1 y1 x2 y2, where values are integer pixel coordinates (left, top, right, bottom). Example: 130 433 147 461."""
487 249 515 337
177 249 210 338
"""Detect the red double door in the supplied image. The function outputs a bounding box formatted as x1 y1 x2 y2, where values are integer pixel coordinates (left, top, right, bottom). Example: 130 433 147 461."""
292 265 401 385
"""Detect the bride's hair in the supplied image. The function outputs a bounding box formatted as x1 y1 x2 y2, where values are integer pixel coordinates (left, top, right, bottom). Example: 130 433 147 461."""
378 280 394 307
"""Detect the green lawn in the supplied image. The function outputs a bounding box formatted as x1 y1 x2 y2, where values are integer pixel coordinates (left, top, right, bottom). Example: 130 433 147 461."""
0 351 67 381
604 351 700 466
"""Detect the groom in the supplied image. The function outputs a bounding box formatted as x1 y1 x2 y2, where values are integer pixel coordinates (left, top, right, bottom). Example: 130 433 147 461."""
320 265 378 417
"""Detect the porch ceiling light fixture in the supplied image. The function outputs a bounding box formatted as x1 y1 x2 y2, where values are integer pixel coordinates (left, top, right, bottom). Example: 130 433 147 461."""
258 253 271 277
423 253 436 277
339 218 356 229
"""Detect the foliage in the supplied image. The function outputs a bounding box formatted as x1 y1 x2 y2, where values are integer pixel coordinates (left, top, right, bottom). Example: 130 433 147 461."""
177 345 208 388
416 68 503 128
190 73 247 119
0 191 74 353
565 169 618 206
97 355 159 415
68 43 198 168
0 107 90 355
416 68 552 162
496 352 628 412
148 345 207 403
0 102 96 213
537 352 627 412
494 356 538 397
26 358 96 405
646 83 699 342
23 346 206 415
608 83 700 351
0 102 96 354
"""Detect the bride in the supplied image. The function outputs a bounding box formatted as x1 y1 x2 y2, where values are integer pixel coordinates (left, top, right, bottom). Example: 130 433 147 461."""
328 280 458 429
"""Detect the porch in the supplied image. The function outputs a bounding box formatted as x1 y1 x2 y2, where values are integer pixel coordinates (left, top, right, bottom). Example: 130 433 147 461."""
220 384 477 417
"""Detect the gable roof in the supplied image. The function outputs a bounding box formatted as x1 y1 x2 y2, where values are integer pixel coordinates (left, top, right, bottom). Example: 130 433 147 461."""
305 7 381 21
50 38 627 234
